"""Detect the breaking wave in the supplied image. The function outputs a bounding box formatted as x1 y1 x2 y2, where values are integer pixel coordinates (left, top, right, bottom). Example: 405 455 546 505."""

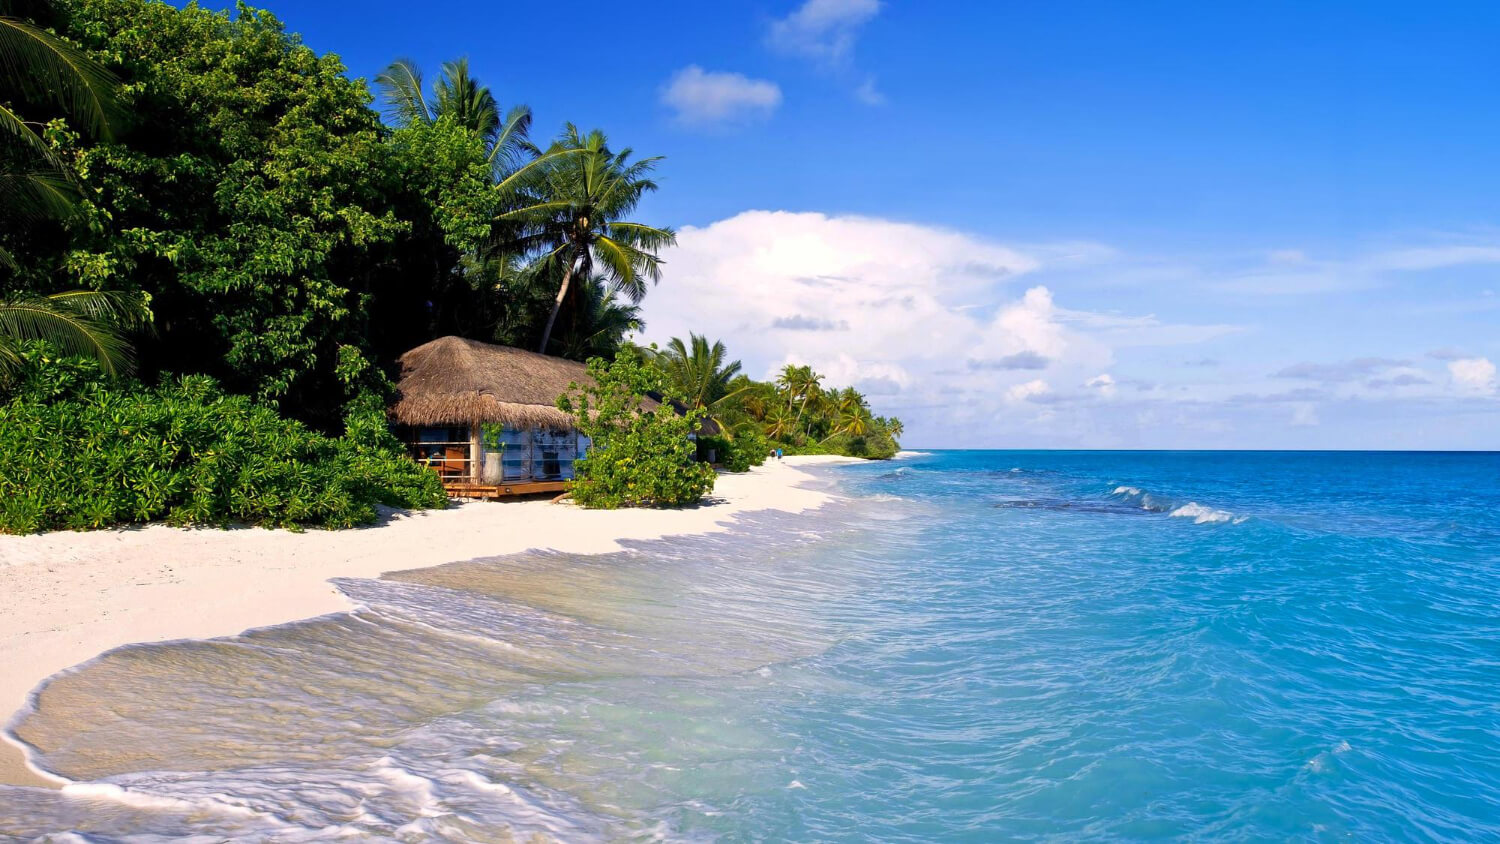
1168 502 1244 524
1111 485 1245 524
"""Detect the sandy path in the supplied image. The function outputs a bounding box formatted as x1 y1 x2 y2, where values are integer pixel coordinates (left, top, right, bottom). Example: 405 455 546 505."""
0 456 854 788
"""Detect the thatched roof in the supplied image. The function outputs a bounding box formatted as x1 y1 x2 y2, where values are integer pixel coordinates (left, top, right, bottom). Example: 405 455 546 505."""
391 336 637 430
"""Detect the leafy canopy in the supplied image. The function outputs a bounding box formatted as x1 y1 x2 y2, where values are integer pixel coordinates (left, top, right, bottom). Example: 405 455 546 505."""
557 355 715 508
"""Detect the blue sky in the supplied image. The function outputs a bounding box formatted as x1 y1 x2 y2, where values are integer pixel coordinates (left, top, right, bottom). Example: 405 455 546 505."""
241 0 1499 448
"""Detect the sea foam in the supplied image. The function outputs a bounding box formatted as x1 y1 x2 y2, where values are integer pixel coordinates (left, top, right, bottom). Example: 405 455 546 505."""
1168 502 1240 524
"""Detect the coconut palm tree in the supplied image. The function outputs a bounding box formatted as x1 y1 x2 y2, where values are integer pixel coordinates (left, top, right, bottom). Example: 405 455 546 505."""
776 364 823 433
763 404 797 441
824 387 871 439
1 3 123 265
553 273 643 361
658 333 743 411
495 124 675 353
374 57 531 178
0 289 144 379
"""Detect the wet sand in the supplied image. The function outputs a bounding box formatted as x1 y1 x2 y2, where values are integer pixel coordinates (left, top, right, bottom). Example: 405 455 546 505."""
0 456 856 788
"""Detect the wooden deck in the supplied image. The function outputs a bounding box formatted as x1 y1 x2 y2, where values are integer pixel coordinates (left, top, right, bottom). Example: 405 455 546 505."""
442 479 570 500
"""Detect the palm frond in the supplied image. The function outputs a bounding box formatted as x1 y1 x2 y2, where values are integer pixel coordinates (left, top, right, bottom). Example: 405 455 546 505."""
0 169 77 221
0 99 62 165
593 235 653 302
491 145 586 198
488 102 532 174
373 57 432 127
0 15 122 139
435 57 499 139
0 291 134 376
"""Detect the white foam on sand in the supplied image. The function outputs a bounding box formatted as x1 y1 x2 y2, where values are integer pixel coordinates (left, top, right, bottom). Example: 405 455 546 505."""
0 456 858 787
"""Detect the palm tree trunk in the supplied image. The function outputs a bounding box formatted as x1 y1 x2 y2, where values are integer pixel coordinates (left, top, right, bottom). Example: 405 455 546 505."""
537 245 579 353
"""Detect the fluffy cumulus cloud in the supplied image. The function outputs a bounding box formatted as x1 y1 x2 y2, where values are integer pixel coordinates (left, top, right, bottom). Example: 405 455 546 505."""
661 66 782 127
1448 357 1497 394
639 211 1234 445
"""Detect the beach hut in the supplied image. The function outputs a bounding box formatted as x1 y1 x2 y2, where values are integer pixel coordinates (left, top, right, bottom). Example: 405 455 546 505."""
390 336 656 498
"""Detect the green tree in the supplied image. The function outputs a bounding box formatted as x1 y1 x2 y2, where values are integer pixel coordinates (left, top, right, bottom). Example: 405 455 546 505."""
824 386 871 440
374 56 531 179
658 333 743 411
20 0 427 423
497 124 675 354
552 272 643 361
0 0 122 267
557 354 714 508
776 363 823 436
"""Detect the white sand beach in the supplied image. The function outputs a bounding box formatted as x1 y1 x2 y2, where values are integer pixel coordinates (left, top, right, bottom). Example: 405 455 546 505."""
0 456 856 789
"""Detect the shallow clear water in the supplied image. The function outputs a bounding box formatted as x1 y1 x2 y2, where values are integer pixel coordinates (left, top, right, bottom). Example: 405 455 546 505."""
3 451 1500 841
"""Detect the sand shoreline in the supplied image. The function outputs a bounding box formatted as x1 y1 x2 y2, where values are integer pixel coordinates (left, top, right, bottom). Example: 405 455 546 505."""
0 455 861 790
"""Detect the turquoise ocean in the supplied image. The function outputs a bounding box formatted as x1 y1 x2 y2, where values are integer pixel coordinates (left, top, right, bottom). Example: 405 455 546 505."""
3 450 1499 840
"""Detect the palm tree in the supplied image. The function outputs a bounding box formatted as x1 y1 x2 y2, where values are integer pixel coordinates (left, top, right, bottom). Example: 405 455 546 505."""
658 333 743 410
776 364 823 433
375 57 531 178
824 387 871 439
732 376 774 421
1 4 123 265
763 404 797 441
0 289 144 379
886 417 904 441
496 124 675 353
553 273 643 361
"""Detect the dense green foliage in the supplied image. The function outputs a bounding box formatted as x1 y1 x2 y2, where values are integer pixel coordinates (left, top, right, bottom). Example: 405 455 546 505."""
0 0 899 530
696 430 770 473
557 356 715 508
646 339 903 462
0 348 445 534
0 0 123 266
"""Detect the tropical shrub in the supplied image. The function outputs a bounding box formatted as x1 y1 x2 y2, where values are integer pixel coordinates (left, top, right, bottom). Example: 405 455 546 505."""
0 351 445 534
557 356 714 509
698 431 769 473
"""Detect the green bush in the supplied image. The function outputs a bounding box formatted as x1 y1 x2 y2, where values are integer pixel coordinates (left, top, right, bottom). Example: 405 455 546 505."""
699 430 770 473
0 353 446 534
558 356 715 509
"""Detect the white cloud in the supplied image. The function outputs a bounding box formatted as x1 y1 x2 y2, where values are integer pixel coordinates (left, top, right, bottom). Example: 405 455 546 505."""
660 66 781 127
854 77 885 105
1086 373 1117 396
1007 379 1050 403
768 0 880 62
639 210 1231 444
1448 357 1497 395
768 0 884 103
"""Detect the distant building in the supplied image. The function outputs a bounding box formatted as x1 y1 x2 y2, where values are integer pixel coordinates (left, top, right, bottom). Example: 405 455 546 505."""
390 336 623 497
390 336 714 498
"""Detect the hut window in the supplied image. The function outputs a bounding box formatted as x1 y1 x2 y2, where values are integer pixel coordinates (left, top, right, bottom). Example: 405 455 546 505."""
483 424 533 481
531 428 581 480
406 426 472 480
